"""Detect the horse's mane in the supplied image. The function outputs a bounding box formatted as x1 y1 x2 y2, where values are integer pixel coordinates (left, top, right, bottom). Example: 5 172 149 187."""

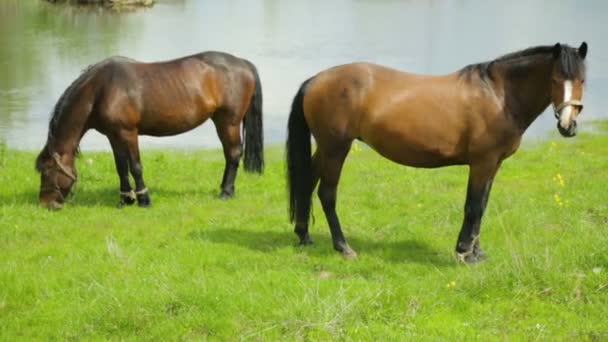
35 63 98 172
460 44 586 82
47 64 98 149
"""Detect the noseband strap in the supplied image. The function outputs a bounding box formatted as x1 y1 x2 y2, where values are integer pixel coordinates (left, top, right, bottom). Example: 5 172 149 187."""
554 100 584 119
40 153 77 200
52 152 77 181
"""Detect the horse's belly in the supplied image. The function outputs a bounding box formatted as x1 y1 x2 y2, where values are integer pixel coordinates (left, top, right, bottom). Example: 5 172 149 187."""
372 143 464 168
363 127 466 168
360 109 468 168
138 111 211 136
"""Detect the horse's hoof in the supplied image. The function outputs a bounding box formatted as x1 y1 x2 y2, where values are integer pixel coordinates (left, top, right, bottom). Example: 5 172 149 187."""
46 201 64 211
137 197 152 208
118 197 135 208
335 242 357 259
136 192 151 207
343 248 358 260
474 246 488 261
456 248 488 264
299 235 313 245
219 191 234 200
122 197 136 206
138 201 152 208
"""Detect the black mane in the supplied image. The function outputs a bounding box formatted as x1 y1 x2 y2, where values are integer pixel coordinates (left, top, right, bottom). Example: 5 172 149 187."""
35 63 99 172
460 44 586 81
45 64 98 149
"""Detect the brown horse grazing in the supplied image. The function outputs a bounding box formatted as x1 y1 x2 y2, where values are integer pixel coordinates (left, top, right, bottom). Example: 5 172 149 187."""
287 42 588 262
36 51 263 210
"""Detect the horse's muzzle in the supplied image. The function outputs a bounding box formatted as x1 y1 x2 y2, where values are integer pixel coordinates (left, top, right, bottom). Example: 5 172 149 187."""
557 120 577 138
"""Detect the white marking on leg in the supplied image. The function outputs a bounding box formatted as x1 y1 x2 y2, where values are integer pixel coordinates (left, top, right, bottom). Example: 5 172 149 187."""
560 81 573 129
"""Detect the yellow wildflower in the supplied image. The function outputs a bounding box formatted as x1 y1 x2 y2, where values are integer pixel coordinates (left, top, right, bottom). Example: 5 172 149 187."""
554 193 564 207
556 173 565 187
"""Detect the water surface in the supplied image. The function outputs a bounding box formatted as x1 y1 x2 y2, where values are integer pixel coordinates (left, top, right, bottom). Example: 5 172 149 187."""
1 0 606 150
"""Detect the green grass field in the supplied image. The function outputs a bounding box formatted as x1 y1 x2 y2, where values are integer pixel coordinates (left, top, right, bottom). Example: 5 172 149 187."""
1 123 607 340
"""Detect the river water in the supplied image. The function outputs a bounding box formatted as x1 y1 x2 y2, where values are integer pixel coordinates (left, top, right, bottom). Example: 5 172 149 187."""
1 0 606 150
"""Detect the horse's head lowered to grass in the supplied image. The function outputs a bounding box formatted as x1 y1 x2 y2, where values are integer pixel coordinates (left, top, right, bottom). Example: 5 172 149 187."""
35 146 78 210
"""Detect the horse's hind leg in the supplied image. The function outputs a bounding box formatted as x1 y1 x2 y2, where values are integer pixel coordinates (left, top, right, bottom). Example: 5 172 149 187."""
213 117 242 199
108 135 135 207
294 152 320 245
317 142 357 258
455 160 500 263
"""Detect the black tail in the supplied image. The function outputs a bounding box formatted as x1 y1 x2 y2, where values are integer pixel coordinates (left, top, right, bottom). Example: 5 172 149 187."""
242 61 264 173
287 78 314 223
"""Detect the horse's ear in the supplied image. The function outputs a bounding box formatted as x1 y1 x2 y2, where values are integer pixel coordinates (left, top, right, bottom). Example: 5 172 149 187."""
552 43 562 59
578 42 588 59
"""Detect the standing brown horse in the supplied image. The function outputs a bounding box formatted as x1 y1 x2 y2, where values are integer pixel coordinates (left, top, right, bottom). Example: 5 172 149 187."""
287 43 588 262
36 51 263 209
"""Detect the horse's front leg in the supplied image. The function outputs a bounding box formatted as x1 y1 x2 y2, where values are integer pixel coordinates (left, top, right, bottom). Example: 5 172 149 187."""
123 131 151 207
109 136 135 207
213 118 242 199
455 160 500 263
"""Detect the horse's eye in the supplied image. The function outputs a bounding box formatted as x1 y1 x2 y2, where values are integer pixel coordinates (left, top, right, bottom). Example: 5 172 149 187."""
581 79 586 84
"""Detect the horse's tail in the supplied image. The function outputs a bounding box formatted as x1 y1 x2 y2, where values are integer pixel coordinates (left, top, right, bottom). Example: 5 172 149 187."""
287 78 314 223
242 61 264 174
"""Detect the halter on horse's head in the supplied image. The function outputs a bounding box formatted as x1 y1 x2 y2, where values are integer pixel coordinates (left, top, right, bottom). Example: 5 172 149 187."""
549 42 587 137
35 149 78 210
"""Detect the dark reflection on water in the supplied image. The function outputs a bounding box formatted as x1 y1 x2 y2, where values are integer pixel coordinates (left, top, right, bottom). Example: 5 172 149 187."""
0 0 606 150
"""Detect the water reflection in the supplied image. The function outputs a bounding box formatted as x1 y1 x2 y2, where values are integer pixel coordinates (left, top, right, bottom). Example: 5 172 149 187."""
0 0 606 150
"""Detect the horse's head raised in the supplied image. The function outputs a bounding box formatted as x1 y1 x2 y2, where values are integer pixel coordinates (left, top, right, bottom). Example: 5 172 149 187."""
35 148 77 210
550 42 587 138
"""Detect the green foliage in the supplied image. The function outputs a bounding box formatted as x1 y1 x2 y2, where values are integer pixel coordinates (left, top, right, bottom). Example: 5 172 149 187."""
1 129 607 340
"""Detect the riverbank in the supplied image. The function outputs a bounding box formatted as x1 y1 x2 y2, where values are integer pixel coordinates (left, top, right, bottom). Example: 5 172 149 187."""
1 126 607 339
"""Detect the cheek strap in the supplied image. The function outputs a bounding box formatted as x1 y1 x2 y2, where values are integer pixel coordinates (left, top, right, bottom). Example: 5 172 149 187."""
52 153 77 181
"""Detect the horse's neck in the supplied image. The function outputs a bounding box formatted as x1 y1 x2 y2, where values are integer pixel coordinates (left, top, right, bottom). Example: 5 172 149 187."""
496 57 553 131
47 112 87 159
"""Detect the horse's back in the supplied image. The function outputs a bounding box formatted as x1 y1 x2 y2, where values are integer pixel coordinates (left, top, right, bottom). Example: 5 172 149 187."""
303 62 454 139
303 62 502 167
93 52 254 136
